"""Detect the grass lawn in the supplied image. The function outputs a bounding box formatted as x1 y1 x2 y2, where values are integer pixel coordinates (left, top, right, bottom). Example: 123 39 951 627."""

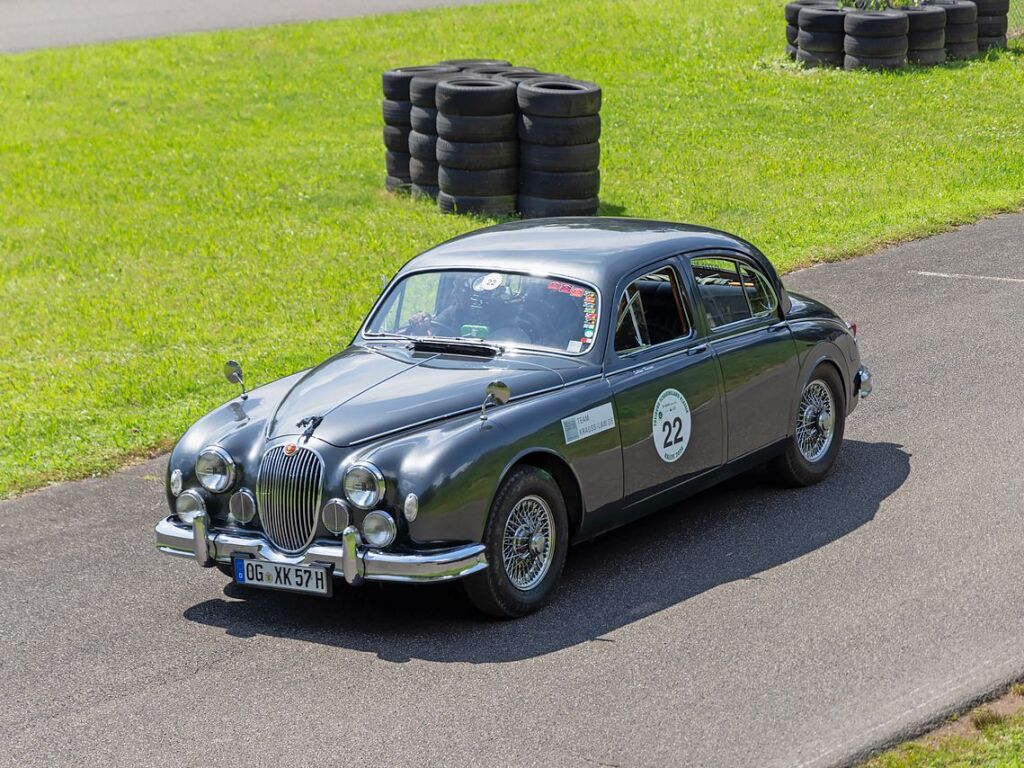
1 0 1022 497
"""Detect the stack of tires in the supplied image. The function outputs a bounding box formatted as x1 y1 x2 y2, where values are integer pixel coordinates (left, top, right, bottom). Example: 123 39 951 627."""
408 70 467 199
435 77 519 216
925 0 979 58
975 0 1009 50
843 10 909 70
796 6 848 68
382 65 458 193
516 79 602 218
785 0 836 59
901 4 947 65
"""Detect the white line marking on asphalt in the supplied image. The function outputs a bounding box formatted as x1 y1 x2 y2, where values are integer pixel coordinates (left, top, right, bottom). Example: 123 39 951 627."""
909 270 1024 284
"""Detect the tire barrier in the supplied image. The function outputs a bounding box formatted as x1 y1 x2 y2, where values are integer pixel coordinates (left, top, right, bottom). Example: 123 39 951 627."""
974 0 1009 49
383 62 602 218
924 0 979 58
797 6 847 67
843 10 909 70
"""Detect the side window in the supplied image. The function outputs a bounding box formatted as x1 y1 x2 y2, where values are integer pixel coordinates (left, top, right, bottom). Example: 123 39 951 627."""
739 265 777 317
614 268 691 354
691 257 748 329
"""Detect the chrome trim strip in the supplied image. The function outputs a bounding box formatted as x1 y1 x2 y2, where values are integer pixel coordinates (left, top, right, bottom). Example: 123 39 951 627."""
154 516 488 585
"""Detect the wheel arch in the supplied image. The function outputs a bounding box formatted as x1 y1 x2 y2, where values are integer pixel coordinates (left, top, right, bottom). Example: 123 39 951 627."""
798 351 849 420
494 448 585 539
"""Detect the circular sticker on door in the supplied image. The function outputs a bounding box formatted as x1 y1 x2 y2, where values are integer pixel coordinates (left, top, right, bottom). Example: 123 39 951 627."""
652 388 691 463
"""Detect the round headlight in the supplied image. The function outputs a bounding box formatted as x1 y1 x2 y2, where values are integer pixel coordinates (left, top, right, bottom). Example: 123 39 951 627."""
362 510 397 548
175 489 206 524
343 463 385 510
322 498 350 535
196 446 236 493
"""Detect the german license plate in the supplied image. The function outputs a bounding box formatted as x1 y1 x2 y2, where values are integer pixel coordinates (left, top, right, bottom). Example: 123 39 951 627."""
232 558 332 597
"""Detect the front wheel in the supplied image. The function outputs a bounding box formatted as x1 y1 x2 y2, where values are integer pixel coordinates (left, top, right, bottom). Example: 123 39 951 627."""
463 466 569 618
770 364 847 487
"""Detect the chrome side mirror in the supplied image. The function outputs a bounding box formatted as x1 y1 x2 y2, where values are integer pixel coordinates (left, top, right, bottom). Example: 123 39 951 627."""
480 380 511 420
223 360 248 400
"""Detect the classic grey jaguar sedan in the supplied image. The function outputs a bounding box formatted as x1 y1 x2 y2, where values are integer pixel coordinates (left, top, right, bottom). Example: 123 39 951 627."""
156 218 872 617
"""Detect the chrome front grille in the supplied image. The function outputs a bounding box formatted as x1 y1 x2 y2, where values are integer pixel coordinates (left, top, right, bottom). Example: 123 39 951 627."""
256 445 324 553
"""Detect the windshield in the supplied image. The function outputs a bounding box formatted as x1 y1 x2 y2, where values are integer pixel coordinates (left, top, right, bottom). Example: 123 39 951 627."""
365 270 600 354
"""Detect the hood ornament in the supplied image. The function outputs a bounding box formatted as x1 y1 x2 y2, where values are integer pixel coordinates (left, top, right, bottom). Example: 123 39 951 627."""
296 415 324 442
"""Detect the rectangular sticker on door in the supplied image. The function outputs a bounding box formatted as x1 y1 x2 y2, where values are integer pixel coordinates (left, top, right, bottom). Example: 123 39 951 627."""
562 403 616 445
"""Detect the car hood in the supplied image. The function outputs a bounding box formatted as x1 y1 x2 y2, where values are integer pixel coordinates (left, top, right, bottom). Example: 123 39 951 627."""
267 343 567 447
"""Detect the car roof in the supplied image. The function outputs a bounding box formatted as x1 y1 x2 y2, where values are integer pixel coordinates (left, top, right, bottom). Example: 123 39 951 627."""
401 218 779 293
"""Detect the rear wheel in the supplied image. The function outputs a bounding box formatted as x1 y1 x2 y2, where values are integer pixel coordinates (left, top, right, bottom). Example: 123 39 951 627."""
770 364 846 486
463 466 568 618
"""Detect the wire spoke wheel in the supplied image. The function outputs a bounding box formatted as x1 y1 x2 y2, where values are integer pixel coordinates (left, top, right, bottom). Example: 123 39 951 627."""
501 494 555 591
795 378 835 463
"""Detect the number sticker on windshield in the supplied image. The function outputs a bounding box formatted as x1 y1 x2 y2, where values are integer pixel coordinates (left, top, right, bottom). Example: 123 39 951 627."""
652 389 691 463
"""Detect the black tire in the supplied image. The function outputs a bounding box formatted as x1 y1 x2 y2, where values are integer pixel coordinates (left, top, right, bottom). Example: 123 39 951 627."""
410 71 481 107
900 4 947 30
439 58 512 69
977 34 1007 49
382 124 411 152
844 52 908 69
944 21 979 42
796 48 844 66
974 0 1009 14
438 191 517 216
383 64 459 101
768 364 847 487
409 157 438 185
408 130 437 161
498 71 570 85
463 65 537 76
517 194 600 218
798 29 844 51
411 183 439 200
977 16 1008 36
786 42 799 59
844 34 908 57
909 47 947 64
518 113 601 146
907 27 946 49
462 466 569 618
409 106 437 134
798 6 847 32
946 40 980 57
517 79 601 118
786 0 836 24
385 150 411 178
845 10 910 36
924 0 977 24
436 112 517 142
520 141 600 172
786 23 799 44
519 169 599 199
436 138 517 170
436 77 517 116
438 166 518 196
382 98 411 127
385 175 411 193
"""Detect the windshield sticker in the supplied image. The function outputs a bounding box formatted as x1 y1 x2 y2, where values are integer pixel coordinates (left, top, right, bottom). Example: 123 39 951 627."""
566 340 583 353
473 272 504 292
652 389 691 463
562 403 616 445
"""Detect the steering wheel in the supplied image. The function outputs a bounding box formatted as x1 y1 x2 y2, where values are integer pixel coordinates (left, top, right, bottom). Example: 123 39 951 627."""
402 319 456 337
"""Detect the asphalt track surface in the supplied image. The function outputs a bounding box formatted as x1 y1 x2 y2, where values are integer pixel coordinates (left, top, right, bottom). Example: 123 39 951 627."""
2 212 1023 766
0 0 502 52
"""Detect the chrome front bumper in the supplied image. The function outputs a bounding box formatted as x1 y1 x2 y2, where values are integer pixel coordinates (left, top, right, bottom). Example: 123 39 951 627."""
855 365 873 399
155 513 488 585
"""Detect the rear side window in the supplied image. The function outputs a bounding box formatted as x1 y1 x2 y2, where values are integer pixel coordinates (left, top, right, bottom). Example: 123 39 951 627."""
614 267 691 354
691 257 777 328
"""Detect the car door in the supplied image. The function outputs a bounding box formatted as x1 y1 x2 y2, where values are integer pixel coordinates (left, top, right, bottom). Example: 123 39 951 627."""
686 251 800 461
606 261 725 507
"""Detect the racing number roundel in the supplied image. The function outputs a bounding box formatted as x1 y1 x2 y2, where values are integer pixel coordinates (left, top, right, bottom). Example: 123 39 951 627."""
653 389 691 463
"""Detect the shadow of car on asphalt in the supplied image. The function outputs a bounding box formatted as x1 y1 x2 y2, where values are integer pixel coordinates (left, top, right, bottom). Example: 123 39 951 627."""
183 439 909 663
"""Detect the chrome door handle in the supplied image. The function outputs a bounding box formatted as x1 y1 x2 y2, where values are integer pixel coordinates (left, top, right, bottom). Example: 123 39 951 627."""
687 343 709 356
767 322 789 333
